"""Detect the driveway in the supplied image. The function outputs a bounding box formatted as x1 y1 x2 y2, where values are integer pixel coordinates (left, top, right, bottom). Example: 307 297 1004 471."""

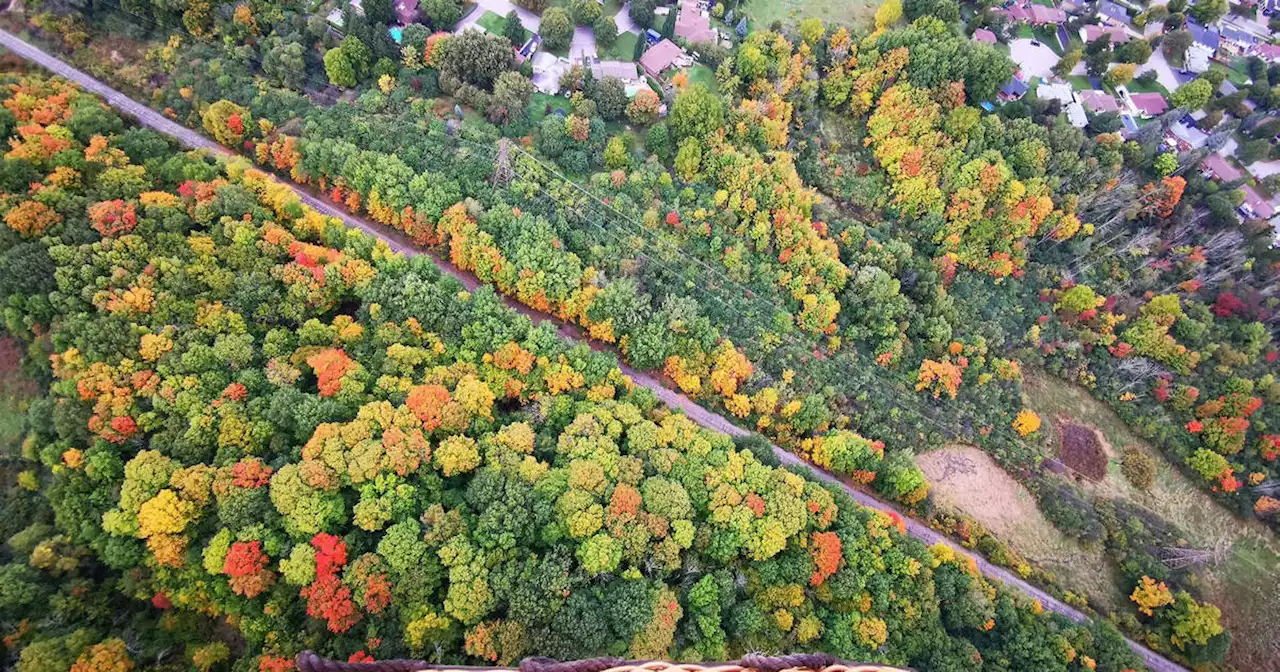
1138 50 1190 94
455 0 541 33
615 2 641 34
570 25 597 59
1009 39 1060 79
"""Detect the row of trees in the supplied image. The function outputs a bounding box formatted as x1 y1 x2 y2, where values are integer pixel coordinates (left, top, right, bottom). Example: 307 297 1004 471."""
0 72 1157 671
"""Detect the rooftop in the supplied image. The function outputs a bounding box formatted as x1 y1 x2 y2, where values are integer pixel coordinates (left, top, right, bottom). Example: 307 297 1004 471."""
1097 0 1130 23
973 28 997 44
1129 92 1168 116
1082 24 1131 44
675 3 717 44
1078 89 1121 113
590 60 641 82
639 39 684 77
1187 22 1220 51
1242 184 1276 219
1202 153 1243 182
1000 77 1029 98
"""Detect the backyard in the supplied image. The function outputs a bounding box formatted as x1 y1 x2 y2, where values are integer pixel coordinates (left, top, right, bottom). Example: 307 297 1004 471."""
742 0 877 30
604 29 639 62
476 10 530 42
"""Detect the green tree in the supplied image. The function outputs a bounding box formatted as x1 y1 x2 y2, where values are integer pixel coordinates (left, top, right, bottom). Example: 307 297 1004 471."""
541 7 574 52
669 83 725 143
1053 49 1082 79
363 0 395 24
423 0 464 29
1117 39 1153 64
629 0 656 28
571 0 602 25
1170 78 1212 110
324 47 358 88
1189 0 1227 25
1162 30 1193 66
503 10 526 46
594 15 618 48
339 34 372 80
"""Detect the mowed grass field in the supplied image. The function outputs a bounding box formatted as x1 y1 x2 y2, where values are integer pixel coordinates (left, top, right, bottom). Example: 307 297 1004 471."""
743 0 878 30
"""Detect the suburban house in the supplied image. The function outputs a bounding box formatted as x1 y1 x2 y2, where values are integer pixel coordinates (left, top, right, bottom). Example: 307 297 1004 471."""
1065 101 1088 127
1254 43 1280 63
1078 89 1121 114
999 76 1029 101
589 60 647 96
1188 22 1221 54
327 0 363 30
1038 81 1075 106
531 51 570 94
394 0 419 24
972 28 998 45
1096 0 1131 27
1201 153 1244 182
1003 0 1066 25
1081 24 1131 44
1241 184 1277 220
639 39 685 79
675 0 718 44
1186 42 1214 73
1115 86 1168 118
1219 23 1259 56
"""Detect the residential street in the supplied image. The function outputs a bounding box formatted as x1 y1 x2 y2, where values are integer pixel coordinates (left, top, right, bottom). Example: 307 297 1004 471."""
1138 49 1189 94
1009 38 1059 79
0 27 1188 672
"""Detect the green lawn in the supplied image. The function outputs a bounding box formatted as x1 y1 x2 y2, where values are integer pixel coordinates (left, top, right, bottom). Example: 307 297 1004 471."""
1066 74 1093 90
476 10 529 42
1212 62 1251 87
685 63 717 91
604 30 639 62
1125 77 1169 96
742 0 877 29
528 92 573 124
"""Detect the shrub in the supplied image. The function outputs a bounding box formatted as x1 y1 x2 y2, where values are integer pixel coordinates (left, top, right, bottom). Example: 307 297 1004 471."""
1121 446 1157 491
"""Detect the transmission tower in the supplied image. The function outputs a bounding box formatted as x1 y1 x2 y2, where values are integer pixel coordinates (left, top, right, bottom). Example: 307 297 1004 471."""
493 137 514 188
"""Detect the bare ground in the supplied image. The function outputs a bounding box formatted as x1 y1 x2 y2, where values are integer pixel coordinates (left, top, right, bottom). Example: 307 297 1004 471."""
918 445 1123 610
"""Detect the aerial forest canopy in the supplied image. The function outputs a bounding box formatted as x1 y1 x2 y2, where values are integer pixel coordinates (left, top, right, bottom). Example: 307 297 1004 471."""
0 73 1150 671
4 0 1280 666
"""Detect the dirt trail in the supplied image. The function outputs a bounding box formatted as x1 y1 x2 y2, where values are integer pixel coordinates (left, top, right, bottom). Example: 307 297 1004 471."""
0 29 1187 672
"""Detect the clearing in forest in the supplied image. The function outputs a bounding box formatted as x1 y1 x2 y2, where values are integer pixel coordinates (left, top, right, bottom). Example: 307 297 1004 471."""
1023 369 1280 669
916 445 1123 610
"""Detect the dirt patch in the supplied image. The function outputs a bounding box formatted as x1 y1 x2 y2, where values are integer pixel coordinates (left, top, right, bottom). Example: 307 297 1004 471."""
918 445 1122 610
1059 421 1108 481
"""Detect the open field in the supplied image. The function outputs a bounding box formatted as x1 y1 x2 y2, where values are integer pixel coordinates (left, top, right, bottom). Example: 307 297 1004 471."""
742 0 877 30
1023 369 1280 669
918 445 1123 610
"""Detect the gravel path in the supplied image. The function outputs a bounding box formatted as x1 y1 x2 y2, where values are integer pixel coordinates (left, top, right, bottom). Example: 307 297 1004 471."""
0 27 1186 672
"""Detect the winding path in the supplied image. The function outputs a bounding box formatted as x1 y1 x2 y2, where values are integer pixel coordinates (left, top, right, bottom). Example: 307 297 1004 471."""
0 28 1184 672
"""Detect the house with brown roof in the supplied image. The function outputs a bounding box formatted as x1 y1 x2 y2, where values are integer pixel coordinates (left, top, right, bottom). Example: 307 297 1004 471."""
972 28 997 45
1241 185 1277 220
639 39 685 79
1201 153 1244 182
1128 92 1168 117
1002 0 1066 25
1078 90 1120 114
1081 24 1131 44
675 0 718 44
1254 43 1280 63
